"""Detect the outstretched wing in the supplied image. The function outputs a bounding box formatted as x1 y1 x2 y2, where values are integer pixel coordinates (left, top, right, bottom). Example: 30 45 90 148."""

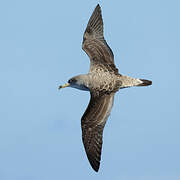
82 4 118 73
81 92 115 172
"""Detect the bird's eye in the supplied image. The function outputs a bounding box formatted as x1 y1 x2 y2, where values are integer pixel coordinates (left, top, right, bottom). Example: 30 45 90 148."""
68 79 76 84
68 79 72 83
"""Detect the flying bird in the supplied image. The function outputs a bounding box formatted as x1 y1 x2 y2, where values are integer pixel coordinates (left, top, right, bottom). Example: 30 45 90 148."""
59 4 152 172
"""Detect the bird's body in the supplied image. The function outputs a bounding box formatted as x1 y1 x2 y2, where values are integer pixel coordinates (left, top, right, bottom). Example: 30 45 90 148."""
59 4 152 172
73 71 121 93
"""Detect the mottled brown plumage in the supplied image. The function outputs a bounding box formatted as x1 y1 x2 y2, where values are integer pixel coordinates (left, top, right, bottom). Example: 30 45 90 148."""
59 4 152 172
81 92 114 171
83 5 117 73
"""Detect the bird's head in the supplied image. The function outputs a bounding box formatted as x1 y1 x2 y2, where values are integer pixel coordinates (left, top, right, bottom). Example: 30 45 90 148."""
59 75 89 91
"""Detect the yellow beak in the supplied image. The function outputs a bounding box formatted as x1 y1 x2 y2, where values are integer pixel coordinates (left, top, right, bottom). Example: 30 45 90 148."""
58 83 70 90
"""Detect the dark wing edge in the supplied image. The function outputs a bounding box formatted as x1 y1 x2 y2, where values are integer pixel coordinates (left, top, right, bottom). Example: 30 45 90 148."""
86 4 104 40
81 92 115 172
82 4 115 68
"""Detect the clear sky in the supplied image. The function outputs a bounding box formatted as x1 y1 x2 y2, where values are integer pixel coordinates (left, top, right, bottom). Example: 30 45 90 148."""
0 0 180 179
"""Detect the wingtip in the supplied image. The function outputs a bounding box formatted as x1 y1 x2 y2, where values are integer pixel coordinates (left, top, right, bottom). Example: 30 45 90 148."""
90 161 100 172
93 167 100 172
86 153 100 172
96 4 101 10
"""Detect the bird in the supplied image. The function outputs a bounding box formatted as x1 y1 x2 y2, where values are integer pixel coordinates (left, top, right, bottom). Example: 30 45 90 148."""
59 4 152 172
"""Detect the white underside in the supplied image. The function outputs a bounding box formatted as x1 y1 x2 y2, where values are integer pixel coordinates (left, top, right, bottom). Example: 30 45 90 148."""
70 84 89 91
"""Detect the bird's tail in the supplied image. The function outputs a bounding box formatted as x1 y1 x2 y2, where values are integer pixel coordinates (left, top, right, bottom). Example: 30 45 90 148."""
119 75 152 88
137 79 152 86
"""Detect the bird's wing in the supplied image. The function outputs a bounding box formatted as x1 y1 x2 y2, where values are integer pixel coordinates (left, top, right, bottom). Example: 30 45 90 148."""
82 4 118 73
81 92 115 172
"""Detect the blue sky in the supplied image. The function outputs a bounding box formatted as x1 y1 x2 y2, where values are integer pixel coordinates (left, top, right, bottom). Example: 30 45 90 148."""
0 0 180 179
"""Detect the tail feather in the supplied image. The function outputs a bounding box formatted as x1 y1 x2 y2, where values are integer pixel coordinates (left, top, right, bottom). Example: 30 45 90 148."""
137 79 152 86
119 76 152 88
